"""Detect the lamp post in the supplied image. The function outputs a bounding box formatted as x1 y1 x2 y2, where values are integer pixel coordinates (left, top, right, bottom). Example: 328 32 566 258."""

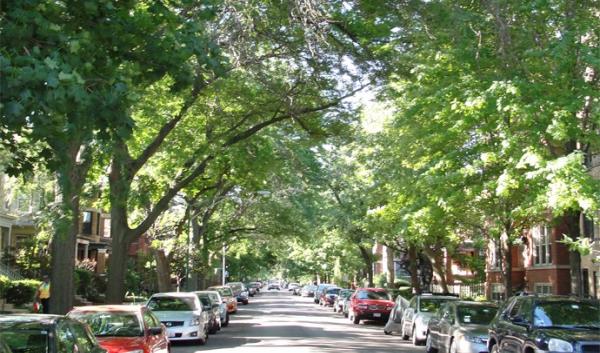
222 242 226 285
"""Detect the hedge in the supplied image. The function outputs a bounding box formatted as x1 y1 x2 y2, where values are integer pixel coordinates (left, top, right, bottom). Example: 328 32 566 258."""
0 275 9 298
4 279 41 306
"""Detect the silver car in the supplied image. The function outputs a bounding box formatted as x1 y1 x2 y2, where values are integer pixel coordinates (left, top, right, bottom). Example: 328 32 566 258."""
401 294 459 345
426 301 498 353
146 292 209 344
384 294 410 335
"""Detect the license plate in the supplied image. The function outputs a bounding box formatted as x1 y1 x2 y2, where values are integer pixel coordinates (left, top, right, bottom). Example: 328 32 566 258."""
373 313 381 317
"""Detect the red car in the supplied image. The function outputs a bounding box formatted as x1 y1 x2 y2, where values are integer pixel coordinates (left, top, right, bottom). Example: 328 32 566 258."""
348 288 394 325
68 305 170 353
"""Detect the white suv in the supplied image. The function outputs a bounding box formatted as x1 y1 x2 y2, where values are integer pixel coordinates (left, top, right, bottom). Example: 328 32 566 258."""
147 292 209 344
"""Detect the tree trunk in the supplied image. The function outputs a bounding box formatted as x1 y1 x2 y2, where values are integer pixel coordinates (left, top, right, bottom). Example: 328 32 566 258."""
48 189 79 314
49 143 90 314
502 238 513 299
424 248 449 293
408 245 421 294
153 248 172 292
106 227 130 303
564 212 582 296
385 246 395 286
358 245 374 287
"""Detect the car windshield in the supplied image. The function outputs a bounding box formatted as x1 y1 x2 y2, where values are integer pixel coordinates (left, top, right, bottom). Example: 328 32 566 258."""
210 287 233 297
340 290 354 298
69 312 143 337
0 329 49 353
356 290 390 300
197 296 211 307
420 298 447 313
534 301 600 327
326 288 341 295
147 297 196 311
457 305 498 325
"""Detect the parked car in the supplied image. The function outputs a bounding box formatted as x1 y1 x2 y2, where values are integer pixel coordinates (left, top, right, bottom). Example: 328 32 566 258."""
426 301 498 353
245 283 257 297
314 283 333 304
0 314 107 353
196 290 229 327
488 295 600 353
401 294 459 345
226 282 249 305
383 293 410 335
333 289 354 313
207 285 238 314
320 287 341 306
195 293 221 334
247 282 262 293
301 284 317 297
68 304 171 353
288 283 300 292
341 290 356 318
268 282 281 290
146 292 208 344
348 288 394 325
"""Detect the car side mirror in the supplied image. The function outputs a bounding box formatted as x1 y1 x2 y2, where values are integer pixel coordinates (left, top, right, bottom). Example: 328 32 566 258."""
510 315 529 327
149 327 163 335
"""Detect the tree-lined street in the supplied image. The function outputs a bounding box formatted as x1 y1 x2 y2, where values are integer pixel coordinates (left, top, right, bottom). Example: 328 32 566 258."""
173 290 418 353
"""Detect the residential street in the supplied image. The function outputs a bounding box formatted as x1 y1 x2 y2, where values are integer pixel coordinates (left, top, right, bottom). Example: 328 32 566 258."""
172 290 423 353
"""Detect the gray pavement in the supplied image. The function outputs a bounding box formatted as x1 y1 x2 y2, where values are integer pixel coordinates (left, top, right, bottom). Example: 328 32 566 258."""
172 289 425 353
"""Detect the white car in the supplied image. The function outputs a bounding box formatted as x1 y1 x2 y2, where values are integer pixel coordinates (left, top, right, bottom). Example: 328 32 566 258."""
147 292 209 344
401 294 459 345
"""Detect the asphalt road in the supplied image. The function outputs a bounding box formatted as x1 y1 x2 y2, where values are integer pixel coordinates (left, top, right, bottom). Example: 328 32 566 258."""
172 289 425 353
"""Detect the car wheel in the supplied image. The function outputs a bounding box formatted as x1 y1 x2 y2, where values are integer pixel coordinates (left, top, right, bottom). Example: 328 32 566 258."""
209 321 218 334
197 330 208 345
412 325 422 346
384 330 392 335
352 314 360 325
426 333 437 353
344 311 348 318
489 344 499 353
401 322 409 340
449 339 457 353
222 314 229 327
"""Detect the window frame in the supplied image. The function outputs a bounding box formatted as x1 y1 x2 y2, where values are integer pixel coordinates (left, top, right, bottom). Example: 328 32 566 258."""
533 225 552 266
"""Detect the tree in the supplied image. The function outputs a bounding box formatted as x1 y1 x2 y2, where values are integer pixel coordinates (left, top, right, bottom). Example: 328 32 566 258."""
1 1 195 313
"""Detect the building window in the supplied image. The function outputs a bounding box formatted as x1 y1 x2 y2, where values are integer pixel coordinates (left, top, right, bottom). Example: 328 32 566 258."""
0 227 10 256
491 283 505 301
490 240 502 269
534 283 552 295
533 225 552 266
82 211 93 235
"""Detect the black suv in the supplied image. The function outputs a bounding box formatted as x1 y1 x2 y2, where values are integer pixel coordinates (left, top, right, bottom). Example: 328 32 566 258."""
488 295 599 353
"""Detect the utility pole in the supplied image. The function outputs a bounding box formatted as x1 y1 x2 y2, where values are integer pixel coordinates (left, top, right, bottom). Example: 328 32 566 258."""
222 242 226 285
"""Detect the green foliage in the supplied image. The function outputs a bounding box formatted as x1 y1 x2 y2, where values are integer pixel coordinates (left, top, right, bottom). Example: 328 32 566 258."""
5 279 41 306
0 275 9 298
74 268 93 297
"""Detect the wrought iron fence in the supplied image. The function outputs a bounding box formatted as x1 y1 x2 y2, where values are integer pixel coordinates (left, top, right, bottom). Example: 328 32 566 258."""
426 282 485 299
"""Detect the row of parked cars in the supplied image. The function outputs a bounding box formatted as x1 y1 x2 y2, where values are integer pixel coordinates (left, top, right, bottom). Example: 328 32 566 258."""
0 281 264 353
299 283 600 353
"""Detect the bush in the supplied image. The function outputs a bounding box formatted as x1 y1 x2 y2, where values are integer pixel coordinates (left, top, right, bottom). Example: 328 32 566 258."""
0 275 9 298
74 268 93 297
6 279 41 306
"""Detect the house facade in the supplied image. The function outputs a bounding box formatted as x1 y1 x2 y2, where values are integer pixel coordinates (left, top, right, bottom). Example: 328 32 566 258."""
486 153 600 300
0 172 113 274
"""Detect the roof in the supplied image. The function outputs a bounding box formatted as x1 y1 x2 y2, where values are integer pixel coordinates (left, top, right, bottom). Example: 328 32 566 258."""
355 287 388 291
70 305 144 312
453 301 498 307
0 314 62 328
150 292 197 298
